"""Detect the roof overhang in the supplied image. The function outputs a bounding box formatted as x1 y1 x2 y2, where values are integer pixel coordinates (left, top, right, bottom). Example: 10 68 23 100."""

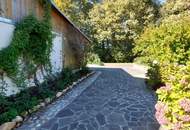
50 0 91 43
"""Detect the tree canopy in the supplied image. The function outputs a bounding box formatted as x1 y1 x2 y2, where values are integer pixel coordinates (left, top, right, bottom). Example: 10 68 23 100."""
89 0 159 62
161 0 190 16
54 0 159 63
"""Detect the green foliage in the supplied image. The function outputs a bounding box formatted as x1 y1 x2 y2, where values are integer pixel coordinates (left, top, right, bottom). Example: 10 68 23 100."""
161 0 190 17
135 9 190 128
0 67 90 125
54 0 159 63
89 0 159 62
86 52 102 65
0 108 18 124
0 1 53 87
134 16 190 65
146 62 162 89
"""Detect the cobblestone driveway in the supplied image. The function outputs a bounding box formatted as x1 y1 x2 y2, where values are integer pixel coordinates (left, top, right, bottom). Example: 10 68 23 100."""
18 66 159 130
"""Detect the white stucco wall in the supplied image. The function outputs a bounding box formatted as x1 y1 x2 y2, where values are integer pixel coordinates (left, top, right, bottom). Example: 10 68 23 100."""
0 18 15 49
0 17 64 96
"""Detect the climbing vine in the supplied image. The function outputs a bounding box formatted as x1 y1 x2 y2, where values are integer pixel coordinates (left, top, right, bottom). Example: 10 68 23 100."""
0 0 53 88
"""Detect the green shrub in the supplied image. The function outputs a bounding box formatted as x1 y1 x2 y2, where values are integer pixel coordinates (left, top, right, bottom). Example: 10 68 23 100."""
78 67 90 76
133 57 150 65
134 16 190 65
135 15 190 129
0 68 90 125
0 108 18 124
86 52 102 65
0 95 10 113
146 62 162 90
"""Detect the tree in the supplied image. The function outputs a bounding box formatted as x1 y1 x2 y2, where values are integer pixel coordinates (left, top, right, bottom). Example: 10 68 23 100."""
89 0 159 62
161 0 190 17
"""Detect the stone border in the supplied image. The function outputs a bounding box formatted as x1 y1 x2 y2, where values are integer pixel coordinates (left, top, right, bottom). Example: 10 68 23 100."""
0 71 101 130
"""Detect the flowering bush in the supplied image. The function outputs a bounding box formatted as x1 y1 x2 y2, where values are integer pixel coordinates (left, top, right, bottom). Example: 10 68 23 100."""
135 15 190 129
155 63 190 130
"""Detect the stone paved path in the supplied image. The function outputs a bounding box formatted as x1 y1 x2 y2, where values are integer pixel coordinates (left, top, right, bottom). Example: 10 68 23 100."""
18 65 159 130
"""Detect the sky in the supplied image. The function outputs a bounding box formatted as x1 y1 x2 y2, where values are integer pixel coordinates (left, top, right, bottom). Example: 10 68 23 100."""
158 0 166 3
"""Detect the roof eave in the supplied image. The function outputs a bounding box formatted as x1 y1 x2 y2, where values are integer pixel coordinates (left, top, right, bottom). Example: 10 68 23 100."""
50 0 91 43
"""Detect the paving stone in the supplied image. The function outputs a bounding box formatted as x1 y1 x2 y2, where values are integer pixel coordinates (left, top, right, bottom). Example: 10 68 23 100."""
58 118 74 127
85 104 94 111
101 124 121 130
131 117 138 121
119 103 129 108
107 112 126 125
131 112 143 117
124 113 131 121
86 124 95 130
59 126 68 130
56 109 74 117
90 118 99 129
147 123 160 130
77 124 86 130
41 119 56 129
101 108 113 116
80 120 91 125
70 104 83 112
122 126 129 130
108 101 120 107
51 123 58 130
69 122 78 130
96 113 106 126
128 122 138 127
128 126 147 130
77 113 91 121
127 107 138 111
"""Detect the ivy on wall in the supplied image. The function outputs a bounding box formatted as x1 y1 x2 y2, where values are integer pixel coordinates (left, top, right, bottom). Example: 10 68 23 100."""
0 0 53 88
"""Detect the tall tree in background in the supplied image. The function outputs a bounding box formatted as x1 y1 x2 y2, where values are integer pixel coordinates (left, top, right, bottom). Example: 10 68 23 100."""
161 0 190 17
54 0 159 63
160 0 190 23
89 0 159 62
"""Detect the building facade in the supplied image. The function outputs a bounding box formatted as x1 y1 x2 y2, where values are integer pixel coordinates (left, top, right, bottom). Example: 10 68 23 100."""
0 0 90 69
0 0 90 96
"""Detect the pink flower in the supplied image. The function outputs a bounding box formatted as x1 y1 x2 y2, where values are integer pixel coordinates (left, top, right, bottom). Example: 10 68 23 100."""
155 102 169 125
155 102 168 112
155 112 169 125
180 78 188 86
179 98 190 112
180 115 190 122
173 122 182 130
159 84 172 92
